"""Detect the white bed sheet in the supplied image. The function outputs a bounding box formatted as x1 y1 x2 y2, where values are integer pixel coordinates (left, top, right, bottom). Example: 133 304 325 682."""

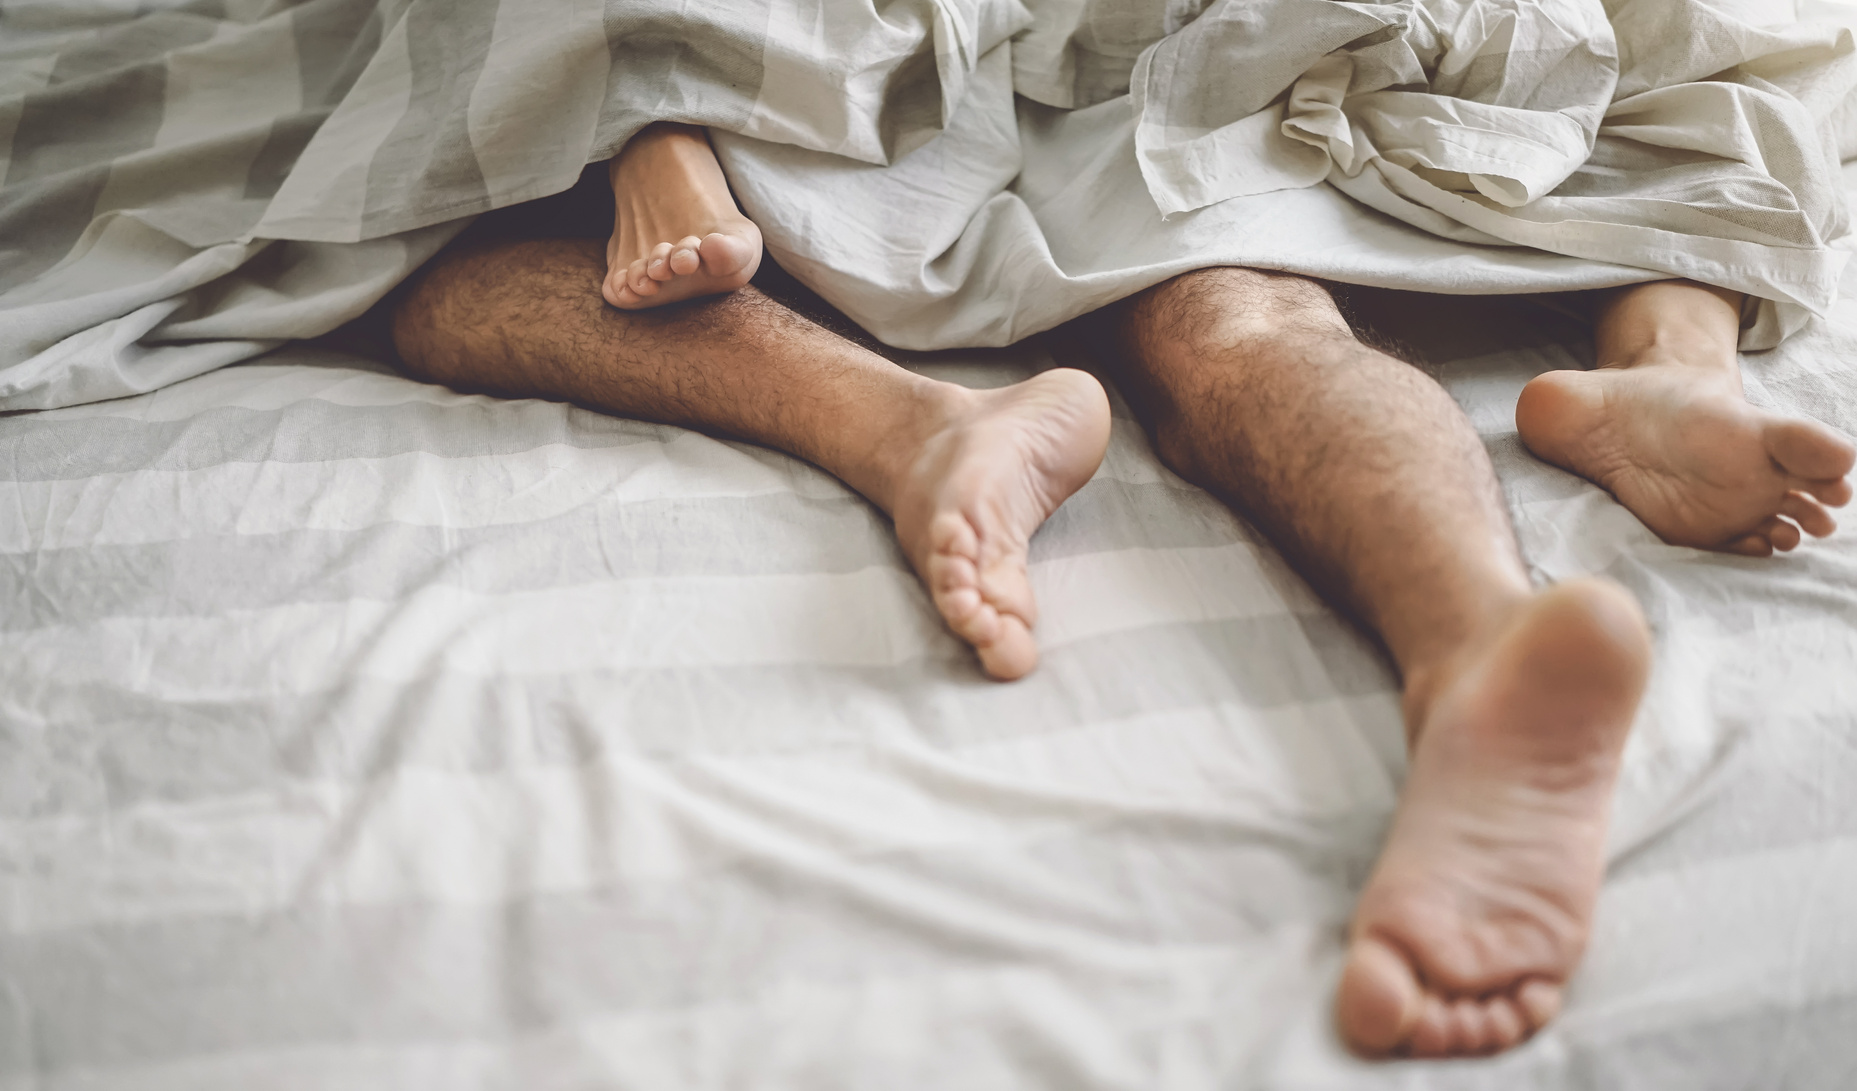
4 270 1857 1086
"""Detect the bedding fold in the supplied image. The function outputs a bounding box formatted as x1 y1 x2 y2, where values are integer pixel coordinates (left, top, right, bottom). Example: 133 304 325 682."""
3 0 1856 409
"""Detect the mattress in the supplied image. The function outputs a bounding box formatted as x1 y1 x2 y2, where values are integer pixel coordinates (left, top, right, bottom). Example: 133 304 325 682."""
4 274 1857 1087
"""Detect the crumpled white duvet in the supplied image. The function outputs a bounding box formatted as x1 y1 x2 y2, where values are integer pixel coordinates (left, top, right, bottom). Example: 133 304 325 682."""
720 0 1857 351
5 0 1857 412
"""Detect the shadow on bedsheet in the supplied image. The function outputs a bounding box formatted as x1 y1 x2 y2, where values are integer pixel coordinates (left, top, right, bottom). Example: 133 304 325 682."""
301 156 1605 398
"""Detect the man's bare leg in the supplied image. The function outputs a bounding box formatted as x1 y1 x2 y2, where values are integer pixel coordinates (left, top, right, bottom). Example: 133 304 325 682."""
1110 269 1652 1058
603 123 763 309
394 236 1111 678
1517 280 1856 555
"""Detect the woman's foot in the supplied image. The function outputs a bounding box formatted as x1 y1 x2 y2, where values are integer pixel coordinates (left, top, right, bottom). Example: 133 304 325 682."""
604 123 763 310
1335 579 1652 1057
1516 283 1856 556
889 369 1112 680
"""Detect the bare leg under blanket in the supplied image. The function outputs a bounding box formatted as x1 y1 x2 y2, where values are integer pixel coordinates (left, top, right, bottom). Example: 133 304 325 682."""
1518 280 1856 555
392 236 1110 679
1109 268 1653 1059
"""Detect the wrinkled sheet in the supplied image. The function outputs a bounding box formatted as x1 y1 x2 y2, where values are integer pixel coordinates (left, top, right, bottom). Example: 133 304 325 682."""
0 0 1018 409
5 0 1857 410
726 0 1857 349
6 195 1857 1090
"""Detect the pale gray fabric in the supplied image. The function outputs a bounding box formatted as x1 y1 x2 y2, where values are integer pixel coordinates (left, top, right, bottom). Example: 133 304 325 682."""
7 243 1857 1085
4 0 1857 409
7 5 1857 1084
0 0 1023 410
723 0 1857 352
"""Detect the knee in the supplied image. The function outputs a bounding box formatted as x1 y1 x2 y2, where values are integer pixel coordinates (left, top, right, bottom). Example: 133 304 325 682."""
1161 265 1330 303
1137 266 1352 348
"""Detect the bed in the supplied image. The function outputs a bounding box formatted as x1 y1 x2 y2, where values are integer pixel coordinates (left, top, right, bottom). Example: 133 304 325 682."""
6 222 1857 1086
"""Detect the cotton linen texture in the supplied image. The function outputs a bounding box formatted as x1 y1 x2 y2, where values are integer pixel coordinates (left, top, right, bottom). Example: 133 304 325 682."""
5 0 1857 410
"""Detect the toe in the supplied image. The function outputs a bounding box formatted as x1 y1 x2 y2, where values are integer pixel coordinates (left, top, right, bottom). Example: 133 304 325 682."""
975 613 1039 681
953 599 1004 649
977 556 1038 631
1484 995 1527 1051
928 552 995 645
1516 978 1562 1032
668 236 703 276
1767 416 1857 481
1449 998 1493 1055
1723 531 1774 557
1760 515 1803 552
700 230 760 278
929 509 976 554
938 584 982 624
1804 476 1854 508
1408 993 1454 1058
942 594 1002 650
646 241 676 281
1781 491 1837 538
627 258 657 296
1336 936 1422 1055
932 552 980 599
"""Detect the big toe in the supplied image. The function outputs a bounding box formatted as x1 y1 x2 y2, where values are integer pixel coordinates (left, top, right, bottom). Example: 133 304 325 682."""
975 613 1039 680
1767 416 1857 484
700 229 760 279
1336 935 1422 1055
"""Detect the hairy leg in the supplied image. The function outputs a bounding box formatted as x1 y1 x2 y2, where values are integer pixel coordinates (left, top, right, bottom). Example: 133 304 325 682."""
392 236 1108 678
1110 269 1651 1059
1516 280 1856 555
603 123 763 309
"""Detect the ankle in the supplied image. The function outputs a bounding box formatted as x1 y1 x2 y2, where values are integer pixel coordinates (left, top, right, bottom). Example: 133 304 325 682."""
611 124 732 203
845 377 977 515
1594 282 1743 376
1599 335 1737 376
619 122 709 158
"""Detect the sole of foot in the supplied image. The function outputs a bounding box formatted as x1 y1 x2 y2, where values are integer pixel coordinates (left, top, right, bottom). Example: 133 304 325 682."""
1516 364 1856 556
891 369 1113 681
1335 578 1652 1058
603 123 764 310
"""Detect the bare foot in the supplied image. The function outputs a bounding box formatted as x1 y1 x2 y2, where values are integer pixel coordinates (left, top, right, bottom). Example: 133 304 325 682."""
1335 578 1652 1058
890 369 1112 680
603 123 763 310
1516 362 1856 556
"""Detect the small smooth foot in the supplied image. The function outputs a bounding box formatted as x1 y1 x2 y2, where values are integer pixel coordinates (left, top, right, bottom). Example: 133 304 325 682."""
1336 579 1651 1058
892 369 1112 680
604 123 763 310
1516 363 1855 555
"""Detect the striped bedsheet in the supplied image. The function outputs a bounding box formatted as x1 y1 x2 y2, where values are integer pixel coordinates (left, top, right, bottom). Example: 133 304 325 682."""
4 280 1857 1086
